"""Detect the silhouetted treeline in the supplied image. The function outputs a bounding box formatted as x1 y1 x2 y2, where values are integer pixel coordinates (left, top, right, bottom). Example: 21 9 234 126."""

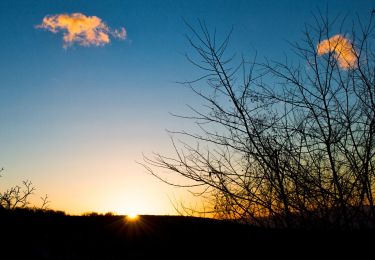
1 208 373 259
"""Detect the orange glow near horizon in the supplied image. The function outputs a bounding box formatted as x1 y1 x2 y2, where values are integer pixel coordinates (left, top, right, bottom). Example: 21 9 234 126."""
126 213 139 221
317 34 357 69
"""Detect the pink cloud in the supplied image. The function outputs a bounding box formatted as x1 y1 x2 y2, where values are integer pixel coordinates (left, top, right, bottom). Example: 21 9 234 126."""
37 13 127 48
317 35 357 69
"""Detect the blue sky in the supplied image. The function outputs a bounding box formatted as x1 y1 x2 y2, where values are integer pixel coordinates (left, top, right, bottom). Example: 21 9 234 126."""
0 0 373 215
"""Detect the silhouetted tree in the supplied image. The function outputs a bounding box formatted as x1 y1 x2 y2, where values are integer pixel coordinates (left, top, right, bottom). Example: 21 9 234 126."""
144 11 375 229
0 168 49 210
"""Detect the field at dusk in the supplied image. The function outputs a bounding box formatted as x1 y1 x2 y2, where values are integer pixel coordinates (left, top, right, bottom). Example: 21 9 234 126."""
1 208 373 258
1 0 375 258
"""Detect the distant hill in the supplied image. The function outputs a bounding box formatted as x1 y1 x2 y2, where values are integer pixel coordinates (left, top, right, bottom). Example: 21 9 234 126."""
0 208 373 259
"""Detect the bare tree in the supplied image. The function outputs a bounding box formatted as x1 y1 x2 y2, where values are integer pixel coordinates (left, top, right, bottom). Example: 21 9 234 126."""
144 12 375 229
0 168 49 210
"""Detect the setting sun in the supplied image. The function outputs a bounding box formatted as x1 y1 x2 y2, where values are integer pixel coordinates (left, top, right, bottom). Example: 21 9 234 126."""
126 213 139 221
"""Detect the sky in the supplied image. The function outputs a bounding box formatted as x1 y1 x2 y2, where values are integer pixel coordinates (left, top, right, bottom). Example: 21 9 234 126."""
0 0 373 215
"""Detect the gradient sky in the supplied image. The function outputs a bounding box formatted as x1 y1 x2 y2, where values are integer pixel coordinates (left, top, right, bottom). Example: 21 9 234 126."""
0 0 373 215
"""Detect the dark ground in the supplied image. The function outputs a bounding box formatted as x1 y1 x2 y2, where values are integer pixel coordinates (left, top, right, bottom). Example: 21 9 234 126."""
0 209 374 259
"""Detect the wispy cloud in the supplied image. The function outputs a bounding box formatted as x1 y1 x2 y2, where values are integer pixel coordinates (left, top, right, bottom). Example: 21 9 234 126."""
317 35 357 69
36 13 127 48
